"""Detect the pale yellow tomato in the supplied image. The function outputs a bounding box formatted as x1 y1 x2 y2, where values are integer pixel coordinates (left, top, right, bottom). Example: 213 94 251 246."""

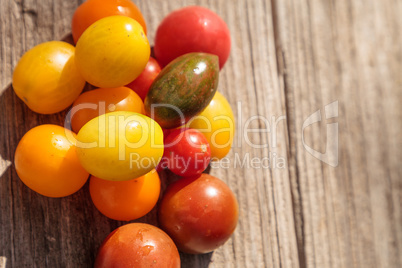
187 91 235 160
76 111 164 181
12 41 85 114
75 16 150 88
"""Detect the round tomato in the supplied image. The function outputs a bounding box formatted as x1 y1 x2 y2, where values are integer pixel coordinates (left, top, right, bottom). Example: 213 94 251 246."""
126 57 161 101
12 41 85 114
70 86 144 133
164 128 210 177
76 111 164 181
75 16 150 88
14 125 89 197
158 173 238 254
89 169 160 221
95 223 180 268
154 6 231 69
187 91 235 160
72 0 147 43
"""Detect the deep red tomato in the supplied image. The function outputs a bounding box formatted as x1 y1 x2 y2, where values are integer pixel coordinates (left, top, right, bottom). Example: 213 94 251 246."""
126 57 161 101
158 173 239 254
95 223 180 268
71 0 147 43
164 128 211 177
154 6 231 69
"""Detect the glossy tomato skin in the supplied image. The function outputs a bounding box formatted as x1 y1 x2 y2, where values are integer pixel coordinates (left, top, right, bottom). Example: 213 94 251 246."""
14 125 89 197
95 223 180 268
89 169 160 221
154 6 231 69
72 0 147 43
76 111 164 181
187 91 235 160
126 57 161 101
12 41 85 114
70 86 144 133
158 174 239 254
164 128 211 177
75 16 150 88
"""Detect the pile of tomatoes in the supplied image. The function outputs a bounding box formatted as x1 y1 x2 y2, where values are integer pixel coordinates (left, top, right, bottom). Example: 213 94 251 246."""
12 0 238 266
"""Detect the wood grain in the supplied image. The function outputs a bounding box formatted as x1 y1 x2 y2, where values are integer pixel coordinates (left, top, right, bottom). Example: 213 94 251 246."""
0 0 401 267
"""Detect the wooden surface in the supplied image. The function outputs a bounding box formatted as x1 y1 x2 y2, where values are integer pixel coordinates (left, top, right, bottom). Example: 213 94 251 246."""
1 0 401 267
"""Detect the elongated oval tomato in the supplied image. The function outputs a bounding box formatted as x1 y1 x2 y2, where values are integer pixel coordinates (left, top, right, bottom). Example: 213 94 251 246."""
75 16 150 88
72 0 147 43
90 169 160 221
187 91 235 159
14 125 89 197
70 87 144 133
12 41 85 114
76 111 164 181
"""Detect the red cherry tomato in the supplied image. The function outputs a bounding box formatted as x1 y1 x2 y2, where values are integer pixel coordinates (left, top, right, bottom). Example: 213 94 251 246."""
154 6 231 69
164 128 211 177
126 57 161 101
71 0 147 43
158 174 239 254
95 223 180 268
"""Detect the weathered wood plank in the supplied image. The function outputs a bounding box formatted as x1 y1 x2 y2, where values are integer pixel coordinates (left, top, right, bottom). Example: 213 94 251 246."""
274 0 402 267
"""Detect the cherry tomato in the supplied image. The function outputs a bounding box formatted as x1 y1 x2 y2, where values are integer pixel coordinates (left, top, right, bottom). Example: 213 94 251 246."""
158 173 238 254
76 111 164 181
187 91 234 160
89 169 160 221
12 41 85 114
75 16 150 88
126 57 161 101
164 128 210 177
72 0 147 43
70 87 144 133
154 6 231 69
14 125 89 197
95 223 180 268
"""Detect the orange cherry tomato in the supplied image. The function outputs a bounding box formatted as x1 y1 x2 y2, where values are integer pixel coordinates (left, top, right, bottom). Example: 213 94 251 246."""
89 169 160 221
70 86 144 133
72 0 147 43
14 125 89 198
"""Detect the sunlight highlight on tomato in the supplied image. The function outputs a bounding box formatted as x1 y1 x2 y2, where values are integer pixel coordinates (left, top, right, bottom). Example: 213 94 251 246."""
90 169 160 221
14 125 89 197
72 0 147 43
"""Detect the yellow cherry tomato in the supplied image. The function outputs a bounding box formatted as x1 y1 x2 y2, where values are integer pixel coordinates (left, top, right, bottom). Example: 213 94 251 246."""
12 41 85 114
75 16 150 88
187 91 235 160
89 169 160 221
70 86 145 133
76 111 164 181
14 125 89 197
